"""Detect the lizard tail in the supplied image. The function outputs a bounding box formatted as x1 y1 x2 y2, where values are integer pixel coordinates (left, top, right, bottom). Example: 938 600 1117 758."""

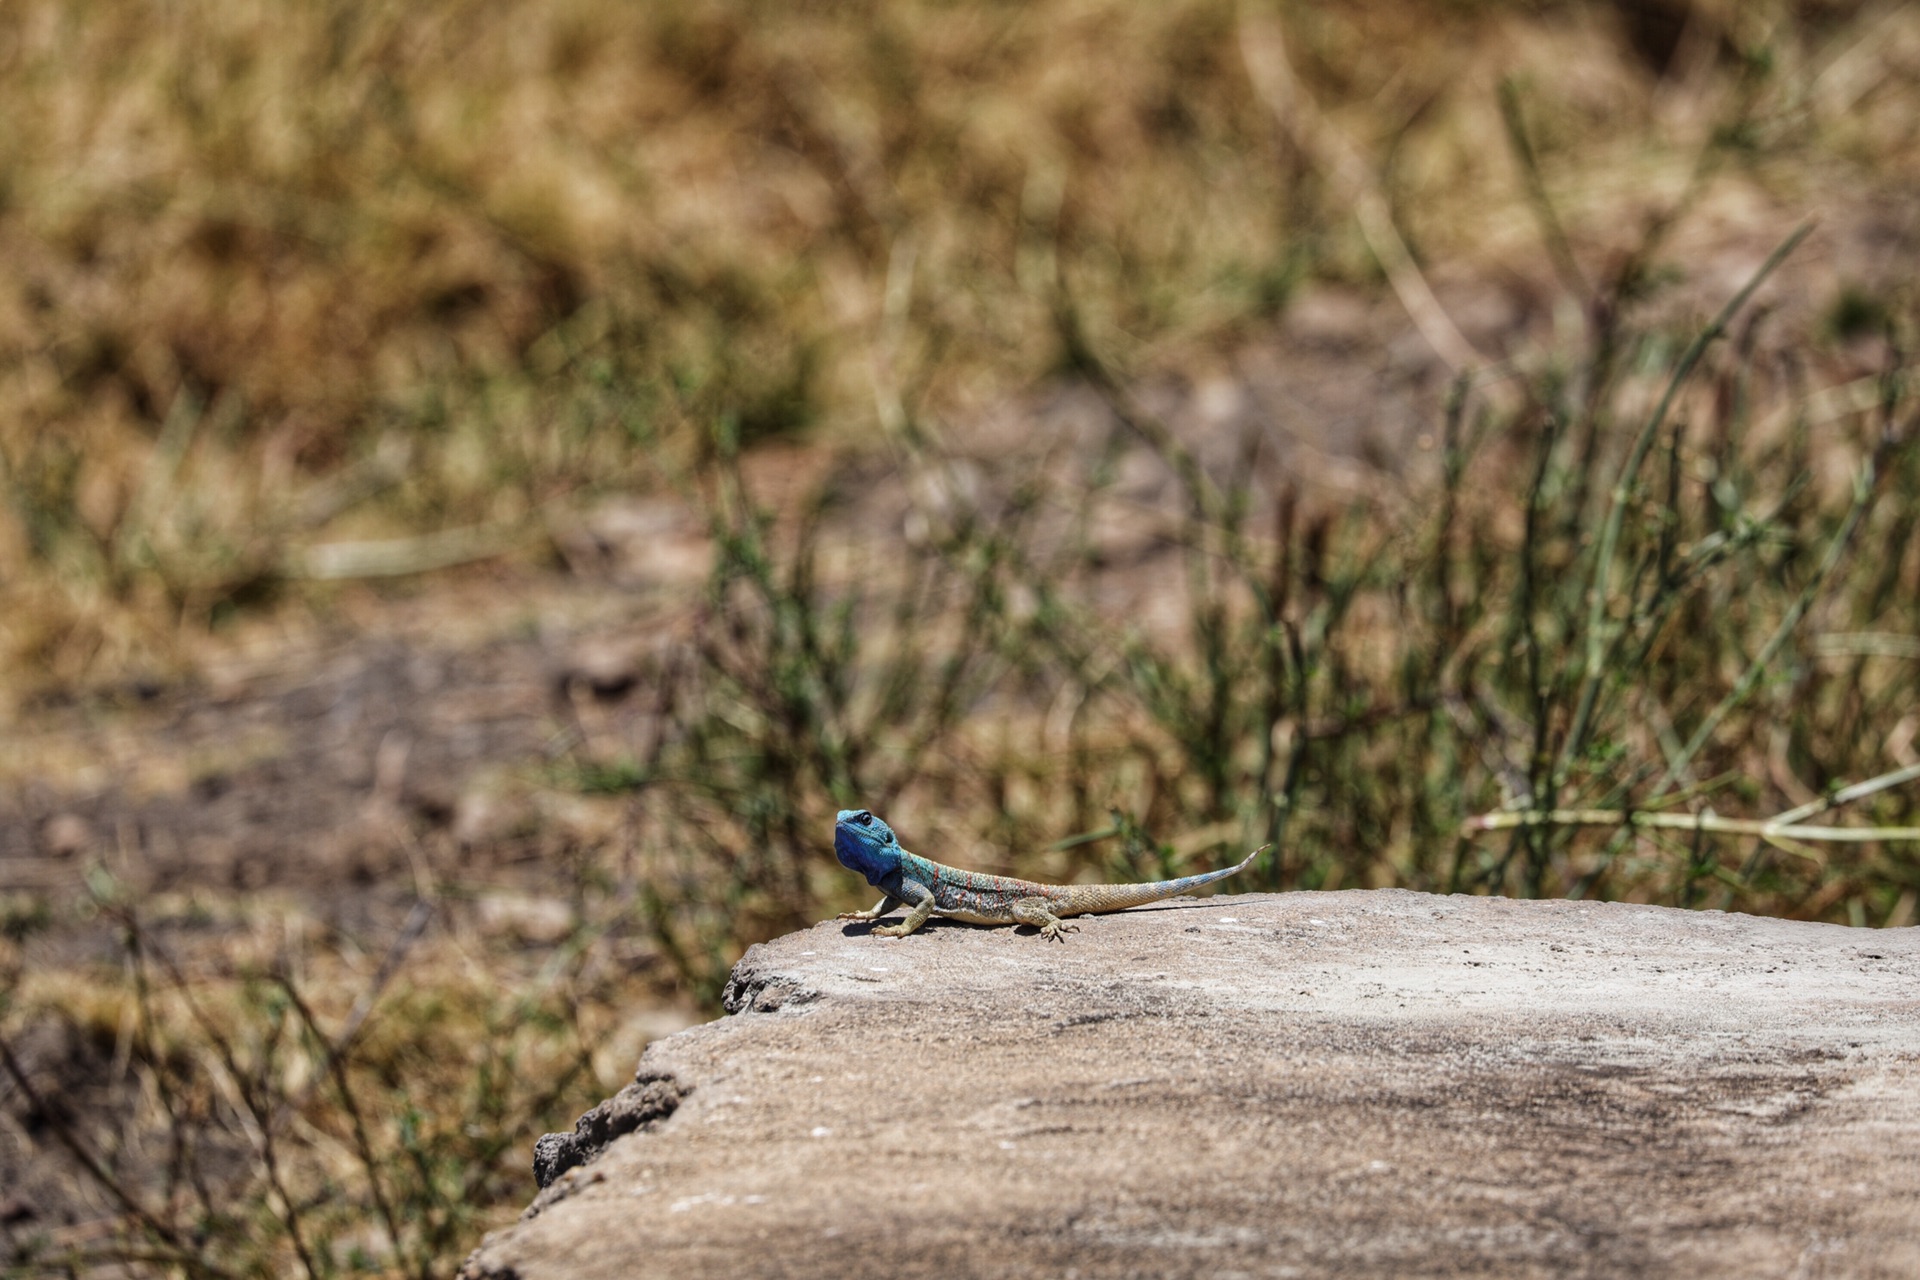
1058 844 1270 916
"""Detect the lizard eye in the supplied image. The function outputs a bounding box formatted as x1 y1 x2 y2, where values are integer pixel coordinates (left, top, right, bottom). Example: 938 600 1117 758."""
855 812 871 825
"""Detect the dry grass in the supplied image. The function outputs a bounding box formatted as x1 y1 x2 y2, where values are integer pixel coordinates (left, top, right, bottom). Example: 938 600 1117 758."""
4 0 1920 1275
1 880 657 1277
7 0 1908 689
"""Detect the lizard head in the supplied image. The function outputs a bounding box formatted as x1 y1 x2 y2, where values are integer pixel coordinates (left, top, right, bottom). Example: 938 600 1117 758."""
834 809 901 886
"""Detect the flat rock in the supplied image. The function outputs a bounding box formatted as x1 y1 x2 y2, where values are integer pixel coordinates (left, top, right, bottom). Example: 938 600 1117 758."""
462 890 1920 1279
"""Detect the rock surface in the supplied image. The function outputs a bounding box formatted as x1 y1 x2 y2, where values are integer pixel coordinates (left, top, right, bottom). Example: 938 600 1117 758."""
462 890 1920 1279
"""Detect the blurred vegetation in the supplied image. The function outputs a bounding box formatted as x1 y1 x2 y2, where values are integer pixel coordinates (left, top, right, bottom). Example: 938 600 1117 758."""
7 0 1900 687
3 0 1919 1274
0 0 1318 686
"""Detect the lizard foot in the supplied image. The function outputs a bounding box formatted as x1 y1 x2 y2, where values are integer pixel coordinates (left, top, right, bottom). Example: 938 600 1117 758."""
870 923 911 937
1039 921 1081 942
835 912 877 922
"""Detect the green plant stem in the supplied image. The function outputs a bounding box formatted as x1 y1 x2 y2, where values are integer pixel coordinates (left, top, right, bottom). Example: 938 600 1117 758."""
1655 457 1876 794
1559 446 1890 897
1556 221 1814 792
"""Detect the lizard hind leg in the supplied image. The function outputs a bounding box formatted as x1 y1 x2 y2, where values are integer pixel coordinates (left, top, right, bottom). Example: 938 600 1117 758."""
1010 897 1079 942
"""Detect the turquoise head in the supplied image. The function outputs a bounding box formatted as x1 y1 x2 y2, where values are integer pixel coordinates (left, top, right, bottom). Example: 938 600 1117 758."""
834 809 900 886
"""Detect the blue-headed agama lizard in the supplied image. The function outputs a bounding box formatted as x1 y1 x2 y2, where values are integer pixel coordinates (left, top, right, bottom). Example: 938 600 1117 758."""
832 809 1267 941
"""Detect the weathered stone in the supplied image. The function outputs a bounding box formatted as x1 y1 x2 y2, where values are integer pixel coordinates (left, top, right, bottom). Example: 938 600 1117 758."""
529 1072 687 1195
464 890 1920 1279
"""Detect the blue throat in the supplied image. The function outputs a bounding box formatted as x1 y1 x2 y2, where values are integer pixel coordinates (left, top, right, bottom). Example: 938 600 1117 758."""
834 809 900 887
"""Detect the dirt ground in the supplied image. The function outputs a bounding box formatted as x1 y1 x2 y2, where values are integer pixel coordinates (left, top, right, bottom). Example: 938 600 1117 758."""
462 889 1920 1280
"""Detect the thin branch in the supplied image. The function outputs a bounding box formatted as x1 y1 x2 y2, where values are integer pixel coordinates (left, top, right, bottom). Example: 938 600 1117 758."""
1462 809 1920 843
1466 761 1920 865
1239 4 1486 372
282 897 433 1121
284 521 526 579
1773 761 1920 827
1497 79 1590 300
279 977 410 1276
0 1033 224 1277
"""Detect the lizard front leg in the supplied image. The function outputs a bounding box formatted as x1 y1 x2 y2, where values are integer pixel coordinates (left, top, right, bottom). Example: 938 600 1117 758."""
1010 897 1079 942
871 880 937 938
837 895 900 923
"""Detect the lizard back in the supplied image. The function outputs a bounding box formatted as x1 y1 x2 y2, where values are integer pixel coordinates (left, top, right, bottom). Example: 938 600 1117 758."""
899 848 1260 919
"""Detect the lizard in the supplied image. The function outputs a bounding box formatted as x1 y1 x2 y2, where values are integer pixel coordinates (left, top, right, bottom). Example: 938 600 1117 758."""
831 808 1266 941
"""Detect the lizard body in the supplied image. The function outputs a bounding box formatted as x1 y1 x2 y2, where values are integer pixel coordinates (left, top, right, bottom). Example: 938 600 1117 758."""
832 809 1264 941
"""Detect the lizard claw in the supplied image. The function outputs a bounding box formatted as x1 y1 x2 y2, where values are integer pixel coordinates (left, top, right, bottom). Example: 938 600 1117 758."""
1040 921 1080 942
